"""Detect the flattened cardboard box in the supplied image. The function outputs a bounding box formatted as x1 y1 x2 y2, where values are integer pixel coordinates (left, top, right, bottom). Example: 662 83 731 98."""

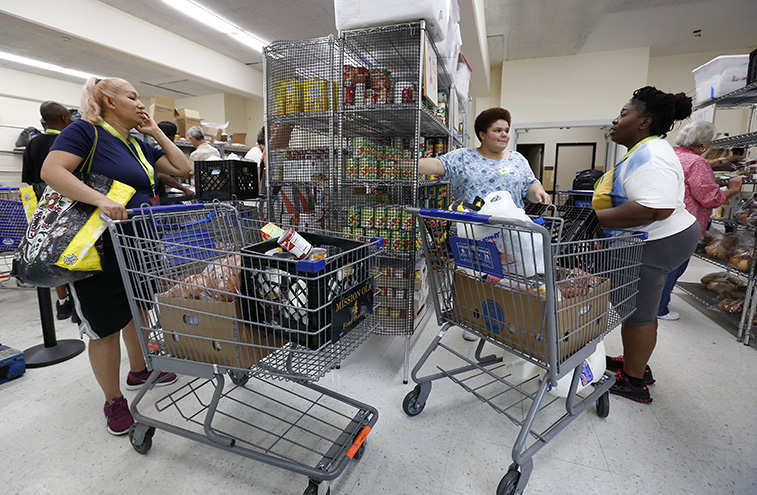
452 271 609 363
157 294 285 369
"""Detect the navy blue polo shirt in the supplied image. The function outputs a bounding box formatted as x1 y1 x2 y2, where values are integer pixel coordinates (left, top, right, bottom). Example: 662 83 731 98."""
50 119 165 209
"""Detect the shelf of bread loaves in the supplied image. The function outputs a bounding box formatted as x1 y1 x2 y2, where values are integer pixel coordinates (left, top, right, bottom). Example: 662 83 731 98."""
684 271 756 325
697 230 754 273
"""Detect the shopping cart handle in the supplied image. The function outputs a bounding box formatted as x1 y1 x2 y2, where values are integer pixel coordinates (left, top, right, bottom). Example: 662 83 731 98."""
129 203 206 216
411 207 492 224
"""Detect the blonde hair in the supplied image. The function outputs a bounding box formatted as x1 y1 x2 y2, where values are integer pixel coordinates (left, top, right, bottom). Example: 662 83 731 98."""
80 77 129 124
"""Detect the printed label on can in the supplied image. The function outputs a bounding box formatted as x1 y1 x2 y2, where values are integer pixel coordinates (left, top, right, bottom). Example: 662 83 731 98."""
278 228 313 260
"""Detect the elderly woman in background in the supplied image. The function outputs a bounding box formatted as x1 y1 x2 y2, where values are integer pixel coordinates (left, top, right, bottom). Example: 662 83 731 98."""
656 121 743 320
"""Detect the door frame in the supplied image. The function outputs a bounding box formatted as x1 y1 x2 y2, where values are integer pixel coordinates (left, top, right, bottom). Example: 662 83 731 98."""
553 142 597 192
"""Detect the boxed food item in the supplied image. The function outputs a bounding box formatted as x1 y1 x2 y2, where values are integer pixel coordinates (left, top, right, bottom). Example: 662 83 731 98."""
693 54 749 103
452 271 610 363
174 108 202 138
158 294 284 369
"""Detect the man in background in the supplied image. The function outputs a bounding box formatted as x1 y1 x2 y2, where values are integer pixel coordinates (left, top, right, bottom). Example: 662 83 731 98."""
187 125 220 166
21 100 74 320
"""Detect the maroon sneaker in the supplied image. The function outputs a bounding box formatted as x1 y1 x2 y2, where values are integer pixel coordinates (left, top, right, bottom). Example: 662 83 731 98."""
104 396 134 435
609 369 652 403
125 370 178 390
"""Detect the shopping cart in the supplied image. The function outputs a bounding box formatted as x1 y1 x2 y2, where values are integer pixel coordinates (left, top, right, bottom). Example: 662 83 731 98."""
105 202 381 495
402 207 644 495
0 187 26 285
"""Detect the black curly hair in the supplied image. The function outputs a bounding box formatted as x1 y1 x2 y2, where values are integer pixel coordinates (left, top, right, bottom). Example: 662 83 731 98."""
474 107 511 143
630 86 692 138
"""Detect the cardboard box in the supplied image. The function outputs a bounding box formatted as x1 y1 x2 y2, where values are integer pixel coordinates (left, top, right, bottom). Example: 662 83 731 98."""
452 271 609 363
231 133 247 145
149 95 175 124
201 125 223 142
157 294 284 369
174 108 202 139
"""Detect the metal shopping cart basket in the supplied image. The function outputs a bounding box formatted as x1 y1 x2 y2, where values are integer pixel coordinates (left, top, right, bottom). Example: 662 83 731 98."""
106 202 381 495
402 207 644 495
0 187 27 285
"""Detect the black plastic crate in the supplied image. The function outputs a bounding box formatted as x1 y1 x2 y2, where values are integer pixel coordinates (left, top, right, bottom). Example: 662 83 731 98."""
195 160 258 201
748 47 757 85
524 202 603 244
239 233 373 351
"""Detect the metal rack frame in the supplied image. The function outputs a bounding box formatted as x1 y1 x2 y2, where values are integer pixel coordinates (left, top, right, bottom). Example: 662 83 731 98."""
262 22 464 383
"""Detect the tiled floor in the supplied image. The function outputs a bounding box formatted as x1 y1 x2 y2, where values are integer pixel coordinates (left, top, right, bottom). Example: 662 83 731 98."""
1 257 756 495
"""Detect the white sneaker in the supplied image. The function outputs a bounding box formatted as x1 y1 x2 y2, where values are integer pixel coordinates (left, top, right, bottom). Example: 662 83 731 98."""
462 330 478 341
657 311 680 321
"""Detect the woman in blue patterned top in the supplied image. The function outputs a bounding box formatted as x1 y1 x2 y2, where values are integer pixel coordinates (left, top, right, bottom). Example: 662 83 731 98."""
419 107 550 208
419 107 549 342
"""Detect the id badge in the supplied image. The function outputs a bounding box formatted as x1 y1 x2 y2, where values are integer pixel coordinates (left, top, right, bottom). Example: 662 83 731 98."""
498 166 514 176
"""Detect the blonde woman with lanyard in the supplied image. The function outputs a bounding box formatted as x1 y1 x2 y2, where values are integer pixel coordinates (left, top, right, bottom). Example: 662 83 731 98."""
41 77 191 435
592 86 699 403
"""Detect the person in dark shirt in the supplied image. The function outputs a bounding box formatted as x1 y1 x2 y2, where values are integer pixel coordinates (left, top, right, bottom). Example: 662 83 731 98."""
21 100 75 320
22 101 72 187
154 120 194 203
41 77 192 435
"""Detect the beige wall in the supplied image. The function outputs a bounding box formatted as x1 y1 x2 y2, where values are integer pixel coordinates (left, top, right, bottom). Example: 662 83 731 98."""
0 67 84 187
500 47 650 124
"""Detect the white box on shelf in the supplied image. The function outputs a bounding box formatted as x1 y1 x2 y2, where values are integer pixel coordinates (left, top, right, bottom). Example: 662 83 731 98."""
334 0 452 41
693 55 749 103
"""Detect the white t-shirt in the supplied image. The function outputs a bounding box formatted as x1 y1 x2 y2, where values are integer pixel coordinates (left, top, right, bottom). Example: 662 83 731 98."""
244 146 263 163
593 138 696 240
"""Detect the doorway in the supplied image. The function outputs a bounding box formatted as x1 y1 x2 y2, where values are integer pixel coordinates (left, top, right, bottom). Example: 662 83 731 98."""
553 143 597 193
516 143 545 180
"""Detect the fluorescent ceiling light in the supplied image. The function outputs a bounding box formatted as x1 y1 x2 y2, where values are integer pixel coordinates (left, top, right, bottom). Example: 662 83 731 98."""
161 0 266 52
0 50 99 80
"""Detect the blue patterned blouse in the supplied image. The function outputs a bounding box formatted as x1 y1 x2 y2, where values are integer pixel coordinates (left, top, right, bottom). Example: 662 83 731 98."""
438 148 538 208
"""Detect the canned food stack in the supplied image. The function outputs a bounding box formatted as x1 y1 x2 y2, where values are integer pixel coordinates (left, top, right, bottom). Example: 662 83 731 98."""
273 76 338 115
345 136 417 181
344 64 415 107
343 205 415 252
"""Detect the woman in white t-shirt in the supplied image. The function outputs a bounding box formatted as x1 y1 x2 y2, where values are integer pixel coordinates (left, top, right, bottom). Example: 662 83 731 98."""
592 86 699 403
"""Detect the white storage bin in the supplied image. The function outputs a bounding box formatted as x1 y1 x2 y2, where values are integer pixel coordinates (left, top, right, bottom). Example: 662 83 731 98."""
335 0 452 41
693 54 749 103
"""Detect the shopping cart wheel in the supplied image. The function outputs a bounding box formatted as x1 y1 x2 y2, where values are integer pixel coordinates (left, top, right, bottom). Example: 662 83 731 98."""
228 370 249 386
496 467 521 495
303 480 330 495
128 424 155 455
402 384 427 416
596 391 610 418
